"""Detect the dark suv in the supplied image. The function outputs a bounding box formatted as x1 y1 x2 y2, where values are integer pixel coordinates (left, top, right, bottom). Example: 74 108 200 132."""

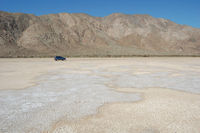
54 56 66 61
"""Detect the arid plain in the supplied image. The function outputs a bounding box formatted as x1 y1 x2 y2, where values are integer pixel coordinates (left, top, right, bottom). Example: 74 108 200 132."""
0 58 200 133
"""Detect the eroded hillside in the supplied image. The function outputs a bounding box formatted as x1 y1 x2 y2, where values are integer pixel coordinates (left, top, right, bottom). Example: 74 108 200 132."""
0 11 200 57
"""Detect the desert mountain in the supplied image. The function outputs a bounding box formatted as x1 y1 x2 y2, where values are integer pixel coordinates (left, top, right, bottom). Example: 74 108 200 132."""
0 11 200 57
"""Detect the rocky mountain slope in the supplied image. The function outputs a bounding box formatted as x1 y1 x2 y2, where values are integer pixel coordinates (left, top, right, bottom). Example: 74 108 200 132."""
0 11 200 57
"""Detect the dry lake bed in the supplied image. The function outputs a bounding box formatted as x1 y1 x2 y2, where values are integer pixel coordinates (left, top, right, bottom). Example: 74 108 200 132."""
0 57 200 133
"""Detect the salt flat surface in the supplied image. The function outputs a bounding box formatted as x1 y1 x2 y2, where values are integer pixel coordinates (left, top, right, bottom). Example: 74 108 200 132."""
0 58 200 133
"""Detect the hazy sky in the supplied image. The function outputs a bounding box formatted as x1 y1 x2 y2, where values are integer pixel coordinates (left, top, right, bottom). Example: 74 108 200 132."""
1 0 200 28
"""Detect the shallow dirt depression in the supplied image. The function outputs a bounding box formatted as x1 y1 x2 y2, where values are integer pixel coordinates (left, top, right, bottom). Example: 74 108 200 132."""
0 57 200 133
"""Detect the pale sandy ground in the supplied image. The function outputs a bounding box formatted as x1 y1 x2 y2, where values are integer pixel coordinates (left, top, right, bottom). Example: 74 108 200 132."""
0 58 200 133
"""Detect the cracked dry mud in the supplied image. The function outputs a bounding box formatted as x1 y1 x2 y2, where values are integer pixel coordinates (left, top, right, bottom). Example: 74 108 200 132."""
0 58 200 133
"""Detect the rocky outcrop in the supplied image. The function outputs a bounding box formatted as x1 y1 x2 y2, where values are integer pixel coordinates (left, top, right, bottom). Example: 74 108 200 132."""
0 11 200 57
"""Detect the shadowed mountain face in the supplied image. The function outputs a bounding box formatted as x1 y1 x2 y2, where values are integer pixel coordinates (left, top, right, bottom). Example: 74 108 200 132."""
0 11 200 57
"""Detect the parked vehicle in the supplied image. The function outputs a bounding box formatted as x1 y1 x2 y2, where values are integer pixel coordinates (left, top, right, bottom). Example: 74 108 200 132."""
54 56 66 61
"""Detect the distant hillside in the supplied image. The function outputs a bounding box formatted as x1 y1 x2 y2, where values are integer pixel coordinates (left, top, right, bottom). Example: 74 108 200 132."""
0 11 200 57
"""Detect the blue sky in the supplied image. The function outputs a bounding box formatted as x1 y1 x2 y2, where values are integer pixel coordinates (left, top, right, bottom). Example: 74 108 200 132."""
1 0 200 28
